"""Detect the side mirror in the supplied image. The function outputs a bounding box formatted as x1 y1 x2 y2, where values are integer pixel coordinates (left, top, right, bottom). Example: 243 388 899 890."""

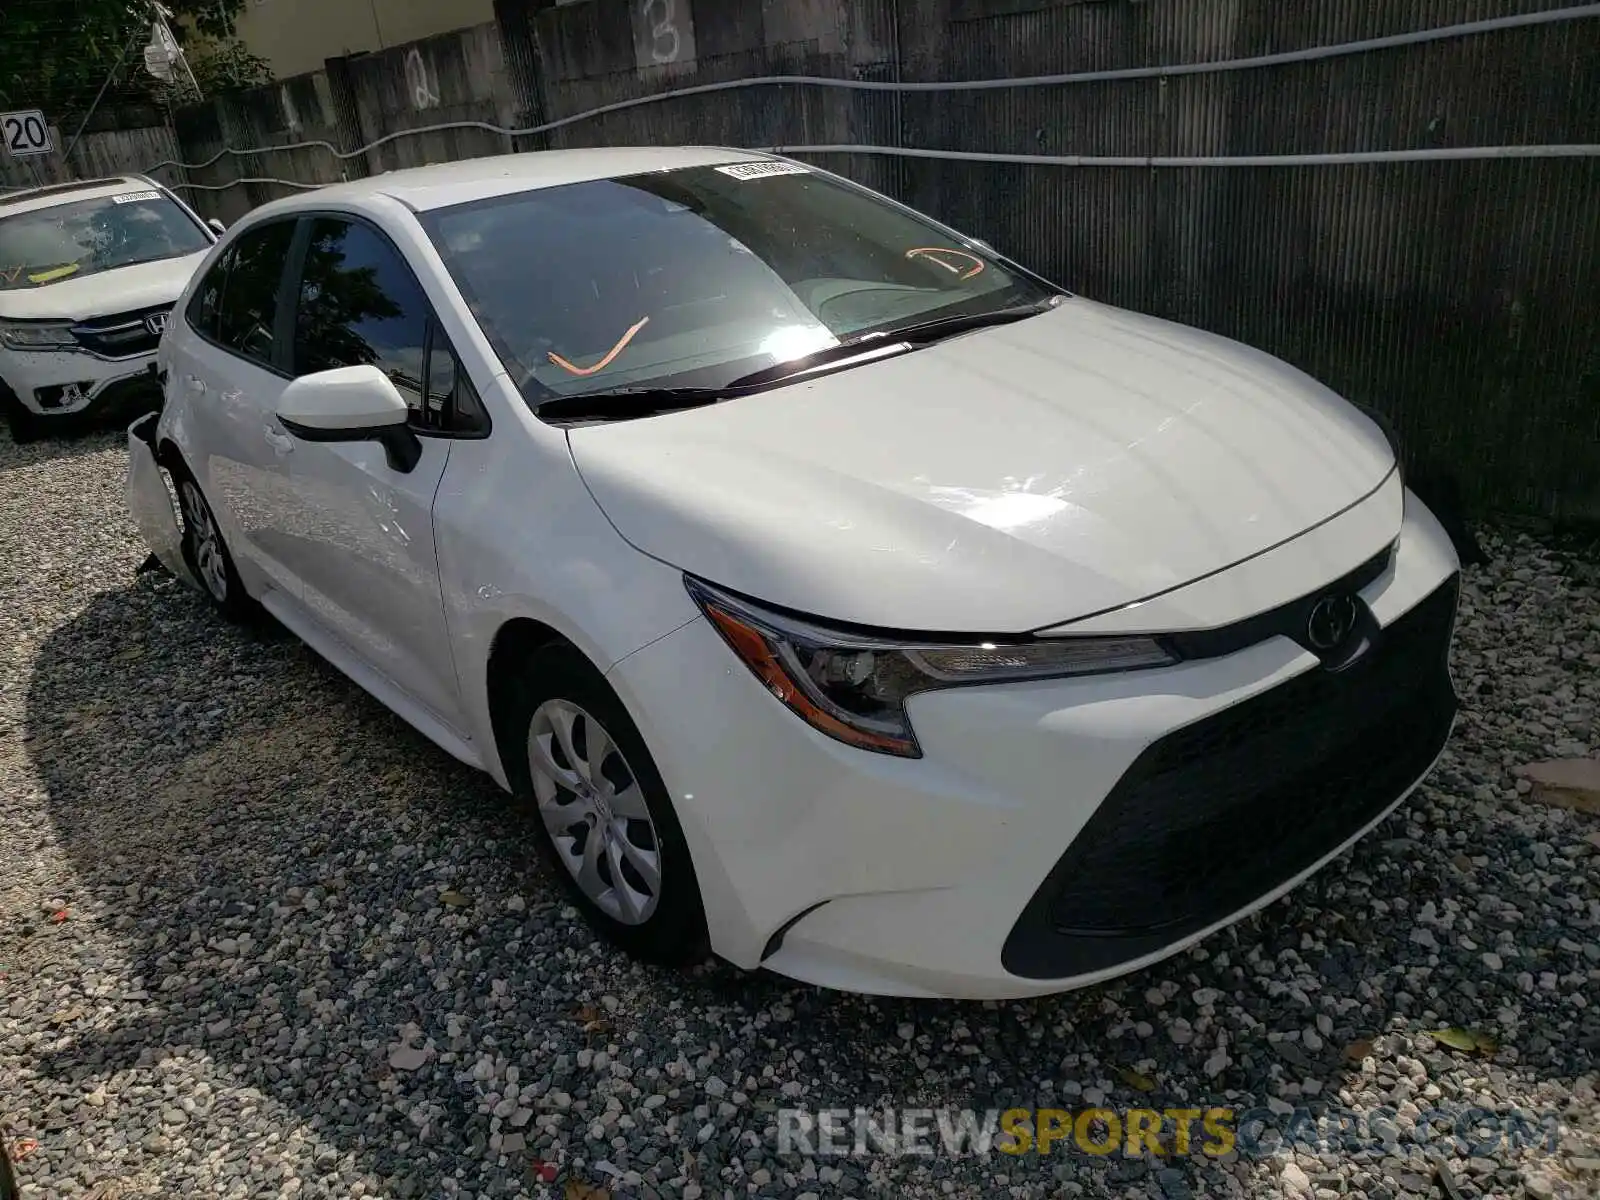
276 364 421 472
207 217 227 235
967 236 996 255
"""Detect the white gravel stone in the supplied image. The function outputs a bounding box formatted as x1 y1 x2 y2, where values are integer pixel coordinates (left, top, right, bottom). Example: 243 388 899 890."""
1 439 1596 1198
1279 1162 1312 1197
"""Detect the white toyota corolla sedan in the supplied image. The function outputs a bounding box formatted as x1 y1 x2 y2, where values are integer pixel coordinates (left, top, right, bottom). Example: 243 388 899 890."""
127 147 1461 999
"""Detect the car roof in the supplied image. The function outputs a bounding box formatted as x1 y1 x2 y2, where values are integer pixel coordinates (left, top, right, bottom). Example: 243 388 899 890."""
0 175 159 217
261 146 771 217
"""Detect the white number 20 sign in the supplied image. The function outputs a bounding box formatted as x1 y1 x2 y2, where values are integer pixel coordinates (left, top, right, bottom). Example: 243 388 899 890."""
2 110 54 158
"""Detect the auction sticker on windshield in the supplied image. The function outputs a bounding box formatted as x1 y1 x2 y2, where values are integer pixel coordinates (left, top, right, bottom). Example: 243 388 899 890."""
715 162 810 180
111 190 162 204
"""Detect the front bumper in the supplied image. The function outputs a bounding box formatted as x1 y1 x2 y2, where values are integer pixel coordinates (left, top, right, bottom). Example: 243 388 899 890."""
1 347 163 419
607 489 1462 999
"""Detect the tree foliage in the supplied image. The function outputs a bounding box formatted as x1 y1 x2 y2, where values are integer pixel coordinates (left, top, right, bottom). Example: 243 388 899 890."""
0 0 253 122
161 39 274 104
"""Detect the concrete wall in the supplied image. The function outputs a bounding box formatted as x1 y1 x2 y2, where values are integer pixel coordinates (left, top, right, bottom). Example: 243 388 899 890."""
0 116 185 196
345 22 517 173
232 0 497 80
168 20 515 223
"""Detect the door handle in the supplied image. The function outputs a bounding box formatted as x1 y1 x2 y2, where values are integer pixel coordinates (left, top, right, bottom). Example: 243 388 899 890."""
263 424 295 456
185 374 206 394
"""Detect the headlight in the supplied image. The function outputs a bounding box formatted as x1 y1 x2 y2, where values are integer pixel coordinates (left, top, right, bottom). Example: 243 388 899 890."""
0 322 77 350
685 577 1177 758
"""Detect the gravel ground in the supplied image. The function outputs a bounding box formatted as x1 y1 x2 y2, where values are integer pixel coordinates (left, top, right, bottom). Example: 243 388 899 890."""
1 427 1597 1200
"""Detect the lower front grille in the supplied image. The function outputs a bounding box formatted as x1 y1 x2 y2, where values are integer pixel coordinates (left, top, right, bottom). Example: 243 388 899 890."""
93 372 164 414
35 371 162 419
1002 575 1459 980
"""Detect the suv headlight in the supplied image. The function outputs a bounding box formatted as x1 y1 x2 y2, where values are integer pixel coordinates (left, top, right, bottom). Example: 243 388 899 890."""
0 321 77 351
686 577 1177 757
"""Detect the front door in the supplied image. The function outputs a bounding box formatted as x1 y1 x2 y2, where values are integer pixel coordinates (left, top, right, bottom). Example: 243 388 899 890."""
278 216 463 726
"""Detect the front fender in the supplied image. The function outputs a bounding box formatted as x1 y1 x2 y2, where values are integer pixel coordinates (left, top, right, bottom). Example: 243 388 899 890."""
431 427 702 790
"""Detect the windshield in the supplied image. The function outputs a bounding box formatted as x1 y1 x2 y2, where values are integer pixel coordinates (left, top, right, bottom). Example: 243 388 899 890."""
0 188 211 291
421 162 1055 405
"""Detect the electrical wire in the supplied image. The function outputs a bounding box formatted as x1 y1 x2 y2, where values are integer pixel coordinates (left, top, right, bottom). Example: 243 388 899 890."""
136 2 1600 178
106 142 1600 199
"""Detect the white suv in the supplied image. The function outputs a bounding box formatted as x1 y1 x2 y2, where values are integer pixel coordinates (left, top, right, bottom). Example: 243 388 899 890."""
0 175 217 442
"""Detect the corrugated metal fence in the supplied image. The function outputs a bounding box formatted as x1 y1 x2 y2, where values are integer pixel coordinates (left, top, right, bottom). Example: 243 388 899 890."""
10 0 1599 517
891 0 1600 520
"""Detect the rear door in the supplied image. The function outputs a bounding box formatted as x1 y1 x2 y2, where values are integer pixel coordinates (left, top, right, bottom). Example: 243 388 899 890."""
173 217 302 597
277 215 476 726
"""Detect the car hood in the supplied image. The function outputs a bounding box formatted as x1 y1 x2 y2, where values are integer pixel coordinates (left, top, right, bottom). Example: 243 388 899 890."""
0 251 208 321
568 298 1396 632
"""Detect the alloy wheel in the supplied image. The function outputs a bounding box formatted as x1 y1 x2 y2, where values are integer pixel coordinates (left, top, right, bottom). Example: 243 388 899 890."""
526 698 662 925
179 479 228 602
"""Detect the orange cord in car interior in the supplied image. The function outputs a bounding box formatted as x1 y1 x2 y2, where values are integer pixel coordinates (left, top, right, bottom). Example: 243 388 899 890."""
547 315 651 376
905 247 986 281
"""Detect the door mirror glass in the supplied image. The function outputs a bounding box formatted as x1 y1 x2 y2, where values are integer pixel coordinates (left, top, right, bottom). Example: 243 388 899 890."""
207 217 227 235
276 365 421 472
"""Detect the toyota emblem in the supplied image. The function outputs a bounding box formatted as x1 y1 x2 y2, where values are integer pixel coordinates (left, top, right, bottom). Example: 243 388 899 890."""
1306 594 1359 651
144 311 169 336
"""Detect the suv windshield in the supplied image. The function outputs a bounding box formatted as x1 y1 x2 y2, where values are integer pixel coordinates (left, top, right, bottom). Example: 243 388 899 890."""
421 161 1055 405
0 188 211 291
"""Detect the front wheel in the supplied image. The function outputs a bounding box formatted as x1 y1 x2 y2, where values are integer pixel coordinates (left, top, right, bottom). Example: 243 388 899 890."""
1 386 40 444
506 644 708 965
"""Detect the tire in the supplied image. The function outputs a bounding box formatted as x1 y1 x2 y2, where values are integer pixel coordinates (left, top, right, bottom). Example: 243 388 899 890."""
1 385 41 444
0 1133 16 1200
169 458 260 623
504 643 708 966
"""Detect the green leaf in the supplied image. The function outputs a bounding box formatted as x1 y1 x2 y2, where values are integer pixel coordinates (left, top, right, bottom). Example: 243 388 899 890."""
1116 1066 1156 1093
1427 1027 1499 1054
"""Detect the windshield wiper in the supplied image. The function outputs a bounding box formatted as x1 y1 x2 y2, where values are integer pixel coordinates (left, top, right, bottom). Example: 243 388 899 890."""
536 300 1062 419
723 300 1058 391
723 340 914 390
861 300 1057 347
535 386 732 422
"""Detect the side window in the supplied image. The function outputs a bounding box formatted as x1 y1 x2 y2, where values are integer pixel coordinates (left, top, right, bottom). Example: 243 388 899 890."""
293 218 427 418
186 246 230 339
421 325 489 435
215 220 296 365
421 326 455 431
